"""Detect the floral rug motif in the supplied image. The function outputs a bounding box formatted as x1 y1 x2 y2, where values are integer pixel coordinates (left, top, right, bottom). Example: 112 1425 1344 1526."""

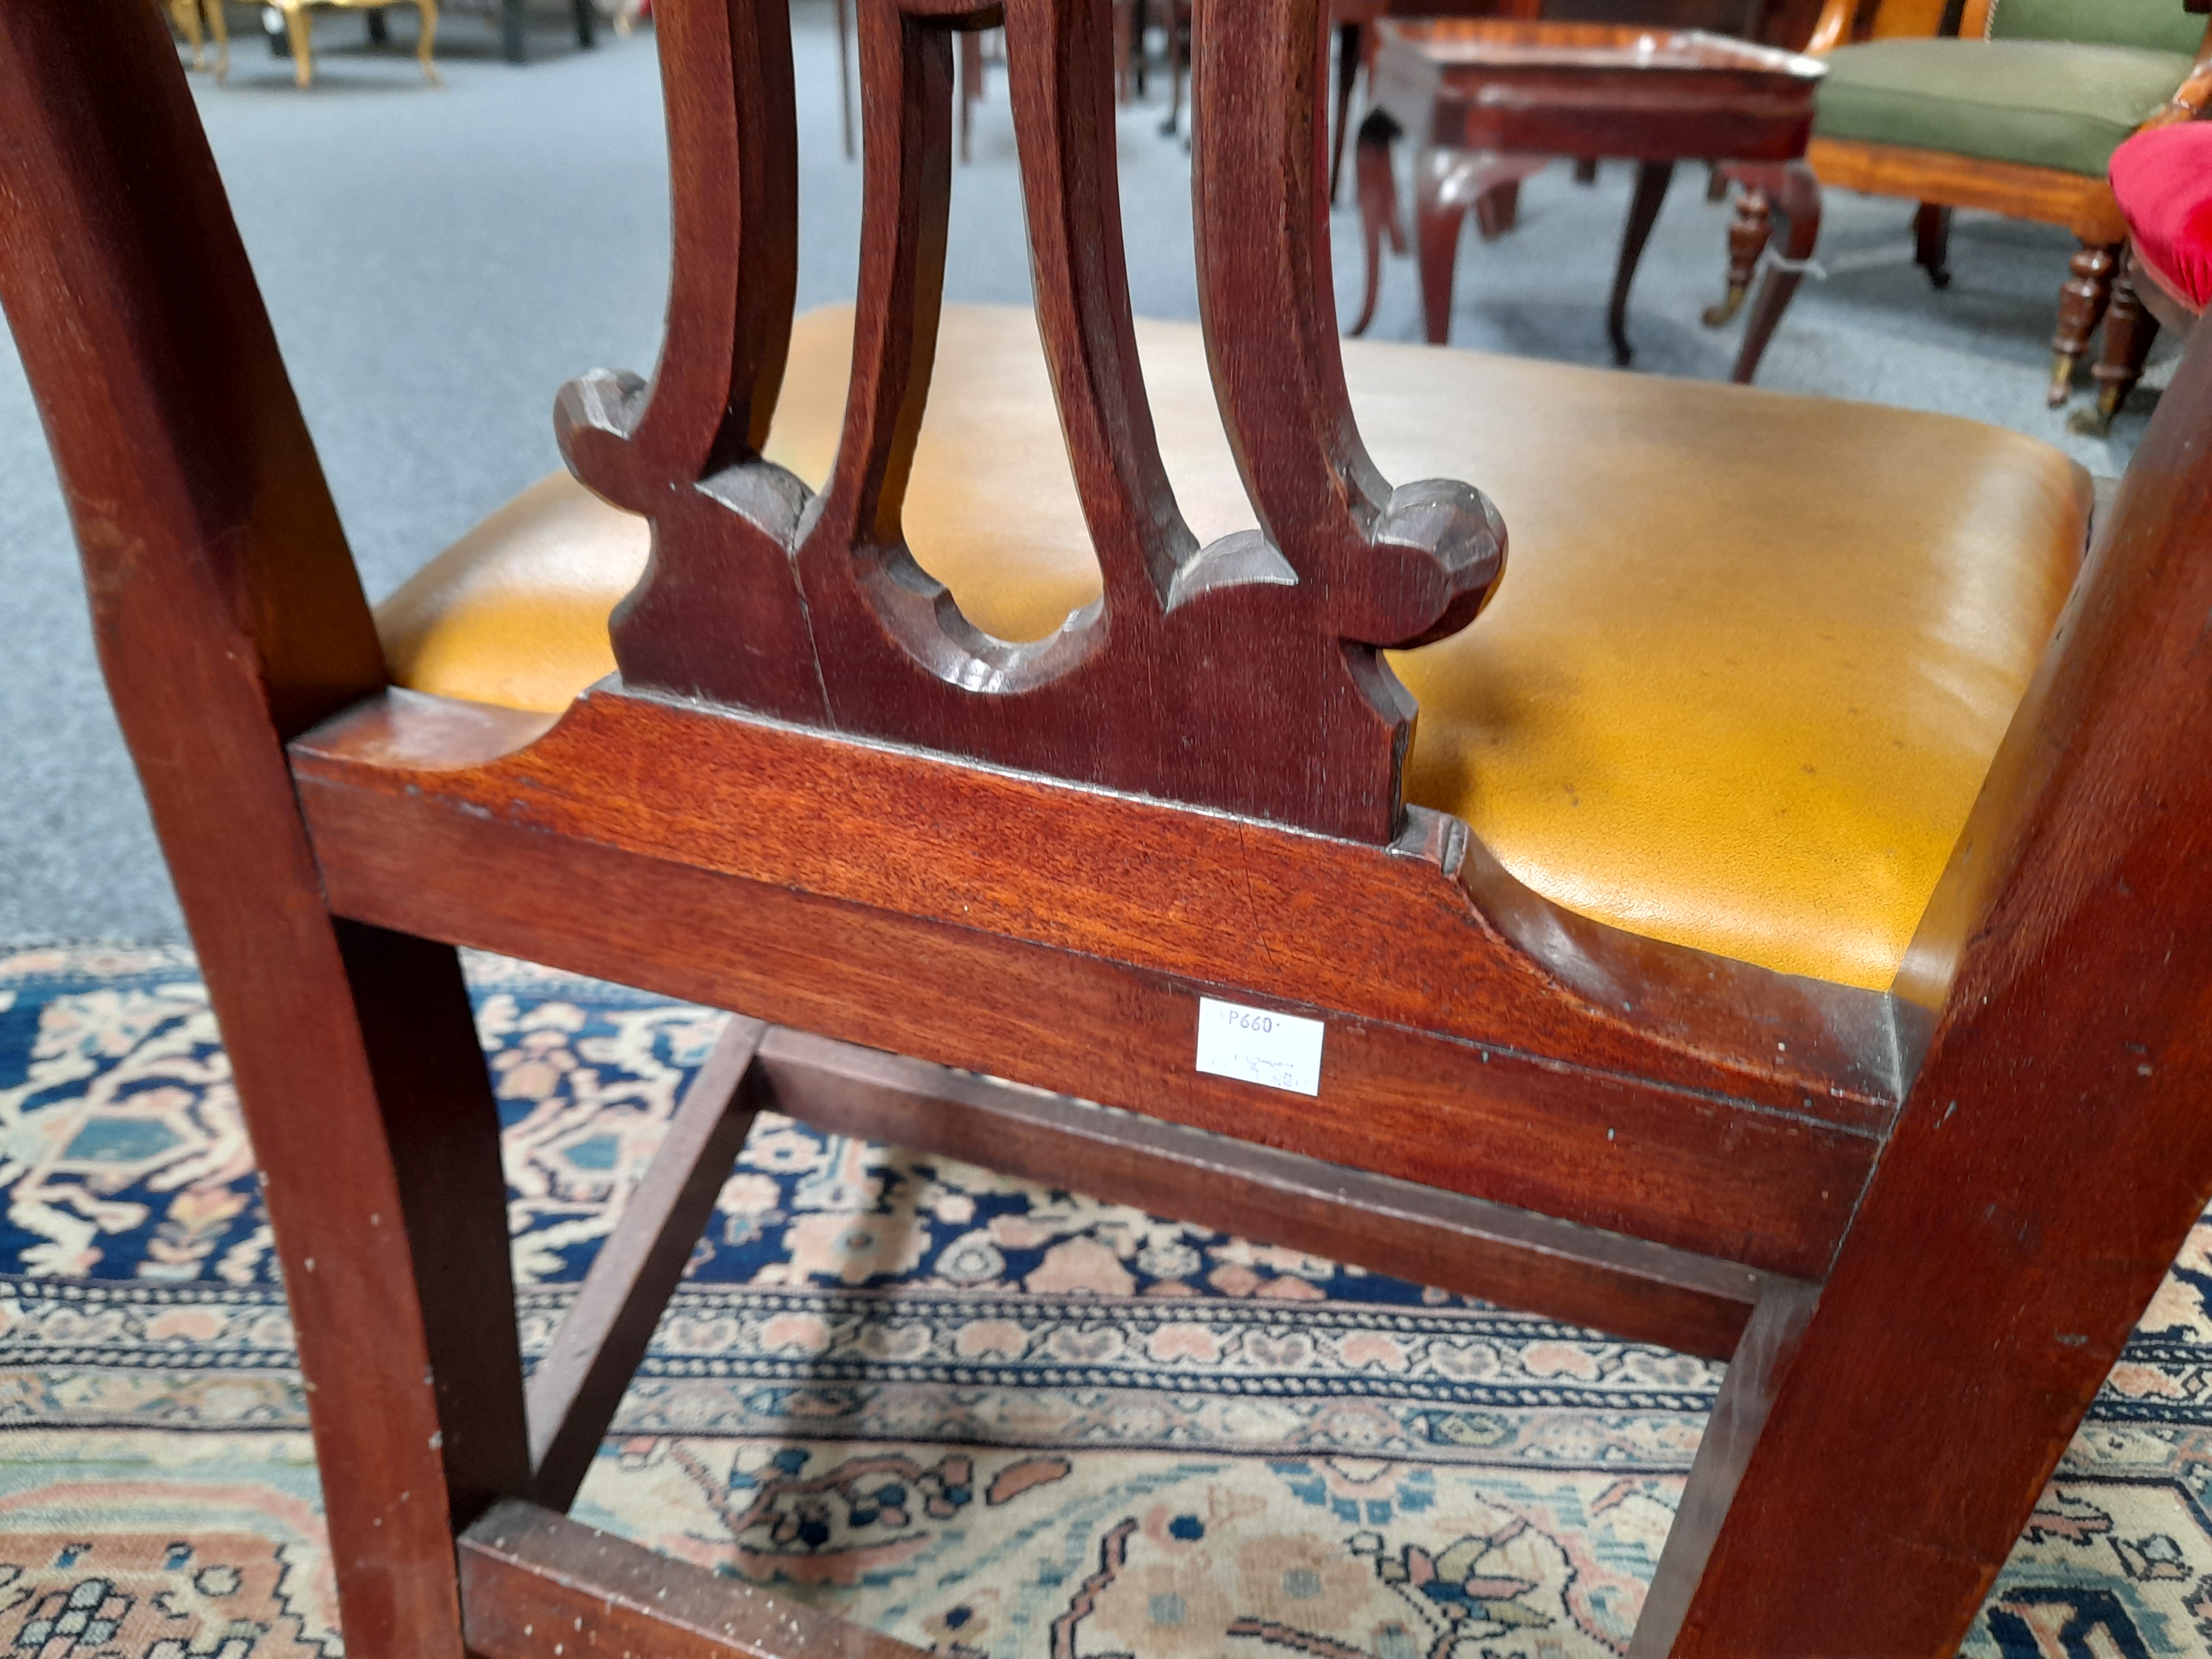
4 944 2212 1656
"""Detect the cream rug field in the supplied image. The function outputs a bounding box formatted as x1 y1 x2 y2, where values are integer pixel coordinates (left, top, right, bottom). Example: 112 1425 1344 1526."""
3 943 2209 1656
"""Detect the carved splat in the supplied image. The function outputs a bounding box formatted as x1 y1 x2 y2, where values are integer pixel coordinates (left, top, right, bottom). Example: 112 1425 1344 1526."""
559 0 1504 842
553 0 819 719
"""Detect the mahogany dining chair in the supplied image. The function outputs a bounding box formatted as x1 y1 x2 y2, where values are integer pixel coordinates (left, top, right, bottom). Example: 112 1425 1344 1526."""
7 0 2212 1653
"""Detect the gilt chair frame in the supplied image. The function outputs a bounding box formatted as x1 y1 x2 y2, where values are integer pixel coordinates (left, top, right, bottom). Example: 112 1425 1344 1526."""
8 0 2212 1655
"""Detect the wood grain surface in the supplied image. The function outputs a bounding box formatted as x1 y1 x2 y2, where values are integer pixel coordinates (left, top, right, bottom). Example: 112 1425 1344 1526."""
462 1501 930 1658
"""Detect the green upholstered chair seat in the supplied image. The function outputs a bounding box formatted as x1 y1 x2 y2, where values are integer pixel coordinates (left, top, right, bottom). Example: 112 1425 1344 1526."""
1987 0 2206 55
1813 38 2190 177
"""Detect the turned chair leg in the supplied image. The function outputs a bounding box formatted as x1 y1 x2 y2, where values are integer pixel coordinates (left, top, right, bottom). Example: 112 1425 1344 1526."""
1730 159 1819 384
1913 202 1952 289
1704 172 1772 327
2051 239 2121 406
1350 108 1404 337
2075 254 2161 436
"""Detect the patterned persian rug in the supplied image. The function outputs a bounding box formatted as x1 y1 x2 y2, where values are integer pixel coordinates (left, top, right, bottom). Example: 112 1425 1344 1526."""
5 945 2212 1657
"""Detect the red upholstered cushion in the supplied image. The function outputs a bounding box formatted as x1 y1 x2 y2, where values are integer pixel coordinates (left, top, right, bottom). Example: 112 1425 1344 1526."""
2111 123 2212 314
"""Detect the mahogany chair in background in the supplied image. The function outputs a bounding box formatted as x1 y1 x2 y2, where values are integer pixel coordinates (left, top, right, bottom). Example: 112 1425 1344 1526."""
9 0 2212 1655
1710 0 2212 398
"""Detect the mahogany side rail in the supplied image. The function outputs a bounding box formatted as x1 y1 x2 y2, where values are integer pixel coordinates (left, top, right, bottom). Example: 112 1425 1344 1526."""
6 0 2212 1655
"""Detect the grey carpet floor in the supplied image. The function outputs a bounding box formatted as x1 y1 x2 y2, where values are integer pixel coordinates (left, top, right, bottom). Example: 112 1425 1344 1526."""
0 3 2172 943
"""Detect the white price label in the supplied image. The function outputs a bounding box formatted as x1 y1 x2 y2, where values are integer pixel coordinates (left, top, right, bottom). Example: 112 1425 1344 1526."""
1194 997 1325 1097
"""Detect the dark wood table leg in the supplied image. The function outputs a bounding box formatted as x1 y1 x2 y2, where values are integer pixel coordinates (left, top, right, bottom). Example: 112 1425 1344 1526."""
1913 201 1952 289
500 0 525 62
1475 178 1519 239
1350 108 1402 336
1608 159 1675 367
1731 158 1818 384
1417 148 1475 345
366 6 388 44
1329 19 1362 204
573 0 594 48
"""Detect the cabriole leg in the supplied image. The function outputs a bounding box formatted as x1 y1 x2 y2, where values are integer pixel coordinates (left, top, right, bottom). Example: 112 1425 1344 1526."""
1417 152 1474 346
1350 108 1404 337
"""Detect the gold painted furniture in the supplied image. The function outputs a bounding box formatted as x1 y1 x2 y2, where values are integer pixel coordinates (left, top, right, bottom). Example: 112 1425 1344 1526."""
1711 0 2212 399
167 0 229 76
270 0 439 86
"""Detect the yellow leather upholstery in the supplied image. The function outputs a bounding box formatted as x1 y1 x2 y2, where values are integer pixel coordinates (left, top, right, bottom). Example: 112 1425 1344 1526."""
379 305 2089 990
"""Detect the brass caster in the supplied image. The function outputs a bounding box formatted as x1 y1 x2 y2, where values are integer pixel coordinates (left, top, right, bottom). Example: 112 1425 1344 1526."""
1702 286 1746 328
2069 388 2124 438
2046 351 2078 408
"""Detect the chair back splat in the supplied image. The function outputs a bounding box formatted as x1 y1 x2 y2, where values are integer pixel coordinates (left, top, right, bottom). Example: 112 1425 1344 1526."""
559 0 1504 842
10 0 2212 1654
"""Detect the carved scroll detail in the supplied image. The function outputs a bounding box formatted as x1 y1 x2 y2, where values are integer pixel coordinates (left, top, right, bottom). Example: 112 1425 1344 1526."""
552 0 821 719
562 0 1505 844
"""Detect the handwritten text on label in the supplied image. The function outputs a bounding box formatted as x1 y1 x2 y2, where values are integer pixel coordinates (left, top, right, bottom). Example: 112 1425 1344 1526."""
1194 997 1324 1097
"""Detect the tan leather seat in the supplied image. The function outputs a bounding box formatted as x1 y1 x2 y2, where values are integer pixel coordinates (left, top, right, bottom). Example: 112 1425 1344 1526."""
379 304 2089 992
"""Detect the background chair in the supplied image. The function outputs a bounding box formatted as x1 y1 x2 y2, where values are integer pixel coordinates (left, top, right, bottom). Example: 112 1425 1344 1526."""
11 0 2212 1655
1712 0 2212 399
2075 118 2212 431
260 0 440 85
166 0 229 76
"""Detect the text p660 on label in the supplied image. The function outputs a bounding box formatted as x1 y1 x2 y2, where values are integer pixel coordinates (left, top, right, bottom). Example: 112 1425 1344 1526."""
1193 997 1324 1097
